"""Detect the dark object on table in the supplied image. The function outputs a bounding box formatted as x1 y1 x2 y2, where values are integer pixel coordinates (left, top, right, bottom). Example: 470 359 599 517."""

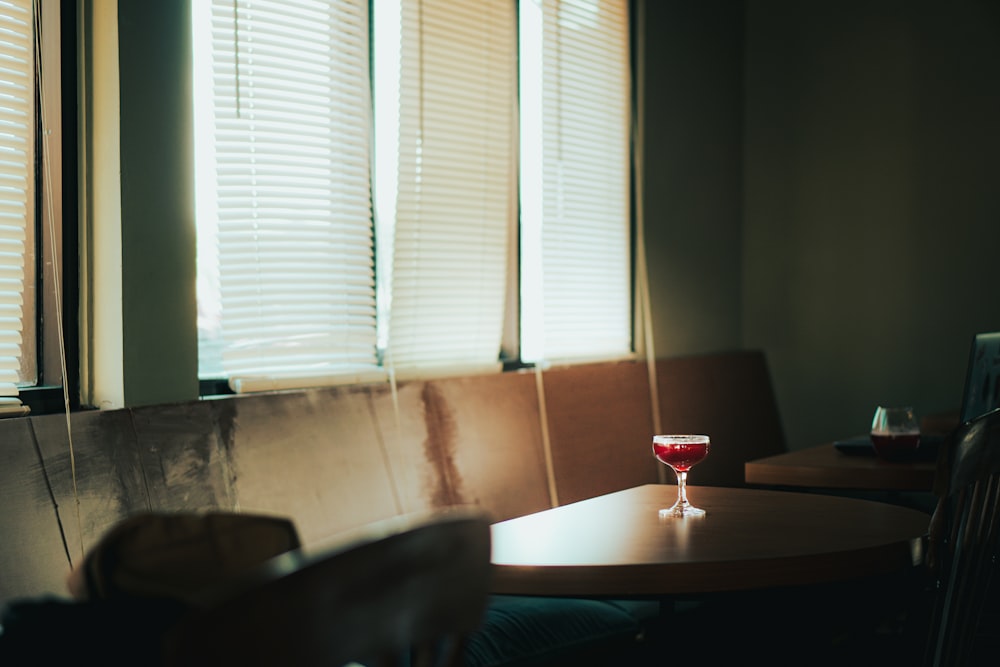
833 433 944 462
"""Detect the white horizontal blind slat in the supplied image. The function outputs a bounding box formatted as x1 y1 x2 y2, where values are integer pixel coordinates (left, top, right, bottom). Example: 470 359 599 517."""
196 0 379 388
386 0 515 372
520 0 631 363
0 0 30 411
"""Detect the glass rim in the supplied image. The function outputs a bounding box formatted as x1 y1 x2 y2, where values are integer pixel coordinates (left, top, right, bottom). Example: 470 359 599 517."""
653 434 710 444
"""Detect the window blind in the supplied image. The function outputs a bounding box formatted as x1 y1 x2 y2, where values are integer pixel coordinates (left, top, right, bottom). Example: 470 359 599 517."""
0 0 32 416
519 0 631 363
384 0 516 376
195 0 381 392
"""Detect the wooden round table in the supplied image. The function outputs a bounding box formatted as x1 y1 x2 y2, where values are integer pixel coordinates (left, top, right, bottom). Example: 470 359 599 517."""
490 484 930 597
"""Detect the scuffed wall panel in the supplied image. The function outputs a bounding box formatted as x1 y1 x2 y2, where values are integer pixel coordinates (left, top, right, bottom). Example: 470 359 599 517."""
132 400 235 512
32 409 149 567
221 387 400 546
366 381 435 518
375 373 551 523
0 418 76 605
4 366 640 605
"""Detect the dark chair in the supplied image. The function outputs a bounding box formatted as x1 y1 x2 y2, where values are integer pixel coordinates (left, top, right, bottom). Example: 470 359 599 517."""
922 407 1000 666
958 331 1000 424
161 509 493 667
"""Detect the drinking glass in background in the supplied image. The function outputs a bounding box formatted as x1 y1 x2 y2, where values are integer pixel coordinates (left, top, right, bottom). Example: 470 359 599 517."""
870 406 921 461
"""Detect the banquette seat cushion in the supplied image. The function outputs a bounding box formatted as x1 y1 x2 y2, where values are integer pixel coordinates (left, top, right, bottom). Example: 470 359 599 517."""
465 596 660 666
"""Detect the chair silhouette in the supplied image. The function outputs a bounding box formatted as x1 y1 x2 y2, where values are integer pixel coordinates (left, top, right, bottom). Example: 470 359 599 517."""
923 407 1000 666
161 509 493 667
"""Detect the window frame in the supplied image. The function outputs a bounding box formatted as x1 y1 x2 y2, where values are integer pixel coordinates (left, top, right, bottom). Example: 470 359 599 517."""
20 0 80 415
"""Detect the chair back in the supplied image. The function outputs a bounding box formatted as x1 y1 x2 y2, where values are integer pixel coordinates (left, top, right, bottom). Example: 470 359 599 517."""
958 331 1000 424
925 407 1000 666
162 509 493 667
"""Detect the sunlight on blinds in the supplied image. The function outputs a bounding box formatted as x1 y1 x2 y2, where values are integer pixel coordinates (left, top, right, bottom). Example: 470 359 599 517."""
0 0 32 416
520 0 631 364
382 0 515 376
194 0 381 392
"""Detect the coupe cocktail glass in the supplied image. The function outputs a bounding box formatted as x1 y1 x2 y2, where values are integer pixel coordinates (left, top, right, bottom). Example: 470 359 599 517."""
652 434 710 518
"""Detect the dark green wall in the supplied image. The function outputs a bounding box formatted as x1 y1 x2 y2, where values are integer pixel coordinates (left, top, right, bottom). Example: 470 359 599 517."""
640 0 745 358
743 0 1000 448
640 0 1000 449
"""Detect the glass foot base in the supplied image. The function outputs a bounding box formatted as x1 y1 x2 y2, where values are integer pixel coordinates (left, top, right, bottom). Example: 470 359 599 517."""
659 504 706 519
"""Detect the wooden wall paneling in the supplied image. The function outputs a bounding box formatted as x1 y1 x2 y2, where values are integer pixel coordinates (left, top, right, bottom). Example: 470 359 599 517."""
363 381 429 517
0 417 80 604
374 372 551 523
30 409 149 585
131 399 236 512
217 387 400 547
656 350 788 488
542 361 661 505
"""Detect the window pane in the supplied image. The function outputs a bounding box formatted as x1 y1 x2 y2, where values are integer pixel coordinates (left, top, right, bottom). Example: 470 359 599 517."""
0 0 32 415
383 0 516 376
194 0 380 391
520 0 632 363
195 0 632 392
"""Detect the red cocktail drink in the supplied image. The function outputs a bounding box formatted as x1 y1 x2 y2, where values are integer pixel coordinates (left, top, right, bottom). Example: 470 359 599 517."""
653 440 709 472
870 432 920 461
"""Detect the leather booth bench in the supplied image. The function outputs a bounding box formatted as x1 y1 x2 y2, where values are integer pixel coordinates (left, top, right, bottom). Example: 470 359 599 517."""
0 349 787 664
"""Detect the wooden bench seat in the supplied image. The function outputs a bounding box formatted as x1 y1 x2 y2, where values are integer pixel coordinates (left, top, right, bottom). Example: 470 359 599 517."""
0 349 787 608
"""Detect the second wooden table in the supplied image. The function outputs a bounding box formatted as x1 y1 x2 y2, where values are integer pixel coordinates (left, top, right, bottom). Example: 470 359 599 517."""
744 443 938 492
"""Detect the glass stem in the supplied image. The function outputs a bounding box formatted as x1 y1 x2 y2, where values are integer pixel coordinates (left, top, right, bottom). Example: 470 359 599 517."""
676 470 689 506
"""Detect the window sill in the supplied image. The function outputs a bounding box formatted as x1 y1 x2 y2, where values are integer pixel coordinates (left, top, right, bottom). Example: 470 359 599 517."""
18 386 78 416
